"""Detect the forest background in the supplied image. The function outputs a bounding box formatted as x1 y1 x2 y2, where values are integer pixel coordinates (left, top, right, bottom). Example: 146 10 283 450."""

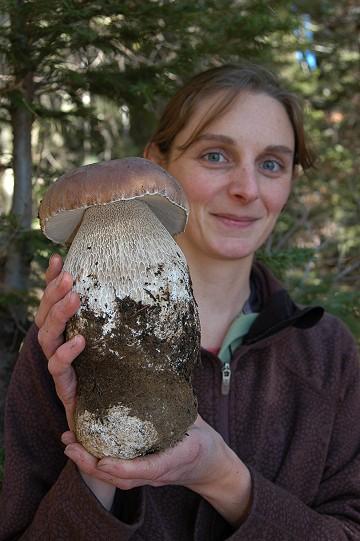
0 0 359 482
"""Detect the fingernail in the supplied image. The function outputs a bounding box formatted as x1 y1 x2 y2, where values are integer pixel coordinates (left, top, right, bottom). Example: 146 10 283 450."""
97 459 111 468
98 459 123 470
71 335 84 348
55 271 64 286
97 463 111 471
64 447 77 459
50 253 60 265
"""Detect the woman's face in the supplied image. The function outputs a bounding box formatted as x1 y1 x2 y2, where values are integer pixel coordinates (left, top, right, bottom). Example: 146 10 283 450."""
157 91 295 262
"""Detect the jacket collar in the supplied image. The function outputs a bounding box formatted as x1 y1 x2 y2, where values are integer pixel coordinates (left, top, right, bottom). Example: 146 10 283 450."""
243 261 324 345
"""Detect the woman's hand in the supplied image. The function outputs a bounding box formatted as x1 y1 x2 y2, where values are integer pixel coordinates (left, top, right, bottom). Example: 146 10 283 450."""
36 255 116 508
62 415 252 525
36 254 85 430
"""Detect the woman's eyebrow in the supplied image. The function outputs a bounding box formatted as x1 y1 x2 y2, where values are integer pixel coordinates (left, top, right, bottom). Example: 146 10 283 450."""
193 133 236 145
265 145 294 155
175 133 235 153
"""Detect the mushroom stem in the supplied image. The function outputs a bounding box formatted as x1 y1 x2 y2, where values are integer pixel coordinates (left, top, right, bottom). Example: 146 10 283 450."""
63 198 200 459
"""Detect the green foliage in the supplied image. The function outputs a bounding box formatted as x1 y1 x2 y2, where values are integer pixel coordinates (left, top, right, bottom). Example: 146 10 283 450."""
265 1 360 340
0 212 65 313
257 247 316 282
0 0 298 140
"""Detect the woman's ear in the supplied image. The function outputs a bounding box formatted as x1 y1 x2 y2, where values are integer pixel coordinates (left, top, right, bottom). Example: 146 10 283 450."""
144 142 167 167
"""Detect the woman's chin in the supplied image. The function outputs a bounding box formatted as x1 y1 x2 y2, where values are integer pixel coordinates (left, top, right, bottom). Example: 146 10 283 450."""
208 243 255 261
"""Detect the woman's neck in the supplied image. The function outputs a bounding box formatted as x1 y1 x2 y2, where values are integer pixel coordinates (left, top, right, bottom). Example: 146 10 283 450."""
179 245 254 350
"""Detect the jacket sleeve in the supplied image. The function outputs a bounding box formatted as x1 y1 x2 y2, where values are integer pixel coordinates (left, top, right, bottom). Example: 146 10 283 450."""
197 324 360 541
0 325 145 541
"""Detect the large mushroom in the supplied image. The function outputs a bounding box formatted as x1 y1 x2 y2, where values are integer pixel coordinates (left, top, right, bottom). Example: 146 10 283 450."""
39 157 200 459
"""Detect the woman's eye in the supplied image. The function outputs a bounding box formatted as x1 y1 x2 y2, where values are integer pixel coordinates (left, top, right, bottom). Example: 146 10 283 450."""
260 159 283 173
203 152 226 163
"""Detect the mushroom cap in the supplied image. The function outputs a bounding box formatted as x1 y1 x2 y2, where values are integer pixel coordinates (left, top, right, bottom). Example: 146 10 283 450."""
38 157 189 244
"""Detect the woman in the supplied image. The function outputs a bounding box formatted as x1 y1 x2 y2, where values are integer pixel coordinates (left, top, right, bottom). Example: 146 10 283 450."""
1 64 360 540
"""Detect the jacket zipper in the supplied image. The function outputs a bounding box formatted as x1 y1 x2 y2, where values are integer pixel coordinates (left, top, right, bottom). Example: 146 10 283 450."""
218 359 231 444
221 361 231 395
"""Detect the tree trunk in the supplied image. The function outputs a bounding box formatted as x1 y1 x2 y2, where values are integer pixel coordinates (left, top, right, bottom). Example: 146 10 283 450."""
5 78 34 292
0 71 34 446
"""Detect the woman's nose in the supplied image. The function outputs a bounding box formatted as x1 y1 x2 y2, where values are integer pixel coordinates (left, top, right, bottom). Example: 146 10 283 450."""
227 166 260 203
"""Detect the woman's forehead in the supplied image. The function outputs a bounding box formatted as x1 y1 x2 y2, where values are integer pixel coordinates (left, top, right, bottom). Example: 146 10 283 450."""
176 91 295 150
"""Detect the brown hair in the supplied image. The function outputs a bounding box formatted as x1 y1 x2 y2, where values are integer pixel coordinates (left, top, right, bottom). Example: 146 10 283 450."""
148 63 316 170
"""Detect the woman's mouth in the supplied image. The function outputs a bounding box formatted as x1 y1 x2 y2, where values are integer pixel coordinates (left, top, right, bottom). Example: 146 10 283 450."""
212 213 259 228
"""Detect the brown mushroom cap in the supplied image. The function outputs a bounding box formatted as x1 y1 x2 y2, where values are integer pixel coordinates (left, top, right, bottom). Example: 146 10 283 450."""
38 157 189 244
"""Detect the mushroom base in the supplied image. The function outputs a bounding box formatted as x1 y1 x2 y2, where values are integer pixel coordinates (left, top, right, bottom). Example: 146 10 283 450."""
67 295 199 459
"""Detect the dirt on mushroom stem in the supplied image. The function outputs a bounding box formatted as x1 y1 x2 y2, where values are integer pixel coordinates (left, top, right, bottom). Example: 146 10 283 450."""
67 295 199 454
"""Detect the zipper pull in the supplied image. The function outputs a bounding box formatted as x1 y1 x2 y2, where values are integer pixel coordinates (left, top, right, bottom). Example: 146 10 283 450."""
221 362 231 395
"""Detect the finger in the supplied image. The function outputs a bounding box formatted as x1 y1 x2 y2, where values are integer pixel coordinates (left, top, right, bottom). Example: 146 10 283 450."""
64 443 120 485
36 271 74 330
64 443 99 471
97 451 169 483
38 290 81 359
48 334 85 427
194 414 205 425
45 254 63 285
61 431 77 445
48 334 84 391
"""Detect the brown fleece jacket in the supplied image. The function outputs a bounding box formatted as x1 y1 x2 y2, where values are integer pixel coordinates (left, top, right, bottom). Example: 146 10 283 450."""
1 263 360 540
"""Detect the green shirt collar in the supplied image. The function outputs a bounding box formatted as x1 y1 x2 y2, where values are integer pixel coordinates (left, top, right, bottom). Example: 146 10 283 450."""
218 312 258 363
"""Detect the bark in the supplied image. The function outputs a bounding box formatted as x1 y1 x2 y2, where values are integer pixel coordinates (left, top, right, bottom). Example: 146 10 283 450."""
1 65 34 445
5 79 34 286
